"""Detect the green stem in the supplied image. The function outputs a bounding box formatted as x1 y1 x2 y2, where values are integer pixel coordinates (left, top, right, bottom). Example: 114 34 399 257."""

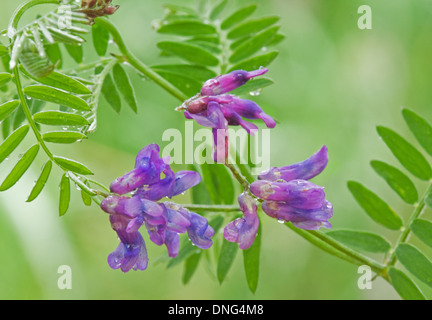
386 182 432 267
182 203 241 213
93 17 188 102
8 0 58 33
12 66 106 200
285 223 389 280
225 162 250 191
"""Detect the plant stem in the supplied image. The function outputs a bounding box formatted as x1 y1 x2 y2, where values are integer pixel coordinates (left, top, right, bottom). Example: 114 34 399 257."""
12 66 105 201
93 17 189 102
8 0 58 32
386 182 432 267
285 223 389 280
225 162 250 191
182 203 241 213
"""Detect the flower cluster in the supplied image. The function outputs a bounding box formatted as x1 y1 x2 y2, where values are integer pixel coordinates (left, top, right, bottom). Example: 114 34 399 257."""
223 146 332 250
79 0 119 22
252 145 332 230
100 144 214 272
183 68 276 163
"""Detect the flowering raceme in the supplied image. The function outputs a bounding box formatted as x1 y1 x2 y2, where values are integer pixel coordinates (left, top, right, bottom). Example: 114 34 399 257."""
100 144 214 272
251 145 333 230
182 68 276 163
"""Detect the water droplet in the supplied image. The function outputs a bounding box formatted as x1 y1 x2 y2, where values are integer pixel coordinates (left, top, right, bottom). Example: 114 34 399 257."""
261 46 268 52
249 89 262 96
62 127 68 131
277 219 285 224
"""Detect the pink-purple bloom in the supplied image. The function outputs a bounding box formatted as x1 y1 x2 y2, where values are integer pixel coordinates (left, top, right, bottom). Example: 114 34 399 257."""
101 144 214 272
251 145 332 230
223 193 259 250
183 68 276 163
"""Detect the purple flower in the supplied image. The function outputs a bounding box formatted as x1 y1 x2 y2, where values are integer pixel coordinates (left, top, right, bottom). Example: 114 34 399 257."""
101 143 214 272
110 144 167 195
223 193 259 250
250 146 332 230
182 69 276 163
259 145 328 181
106 206 148 272
200 68 269 96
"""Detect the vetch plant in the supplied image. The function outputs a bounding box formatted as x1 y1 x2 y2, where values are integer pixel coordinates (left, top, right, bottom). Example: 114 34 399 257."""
0 0 431 299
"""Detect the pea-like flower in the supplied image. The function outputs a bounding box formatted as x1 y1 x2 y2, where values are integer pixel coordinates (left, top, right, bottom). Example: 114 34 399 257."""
182 68 276 163
100 144 214 272
223 193 259 250
250 146 332 230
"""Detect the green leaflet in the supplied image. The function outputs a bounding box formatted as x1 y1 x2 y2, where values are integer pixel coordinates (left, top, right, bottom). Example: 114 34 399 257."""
402 108 432 157
243 220 261 294
230 78 274 96
157 41 219 66
112 64 138 113
151 64 216 83
0 100 20 122
33 110 90 127
200 163 235 205
0 144 40 191
24 85 91 112
217 239 238 284
377 126 432 180
182 252 202 285
53 156 93 175
101 72 121 113
326 229 391 253
59 173 70 216
167 238 201 268
92 21 110 56
410 219 432 248
157 20 217 36
64 44 83 64
26 160 52 202
229 26 280 63
209 0 228 20
221 4 257 30
154 70 203 97
20 66 91 94
389 267 426 300
370 160 418 204
227 16 280 39
396 243 432 288
0 72 12 87
42 131 87 144
0 125 29 164
347 181 403 230
228 51 279 72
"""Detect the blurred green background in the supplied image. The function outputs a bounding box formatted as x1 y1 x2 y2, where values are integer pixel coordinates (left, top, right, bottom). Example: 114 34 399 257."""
1 0 432 300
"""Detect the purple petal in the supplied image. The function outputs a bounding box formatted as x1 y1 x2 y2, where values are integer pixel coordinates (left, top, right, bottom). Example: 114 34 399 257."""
164 230 180 258
221 106 258 134
262 200 333 228
136 166 176 201
224 97 276 128
172 170 201 197
238 192 257 216
164 206 191 233
259 146 328 182
200 68 268 96
223 213 259 250
180 209 214 249
107 231 148 272
250 179 325 209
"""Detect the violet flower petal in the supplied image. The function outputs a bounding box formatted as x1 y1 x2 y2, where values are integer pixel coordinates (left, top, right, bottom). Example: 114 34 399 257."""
259 146 328 182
